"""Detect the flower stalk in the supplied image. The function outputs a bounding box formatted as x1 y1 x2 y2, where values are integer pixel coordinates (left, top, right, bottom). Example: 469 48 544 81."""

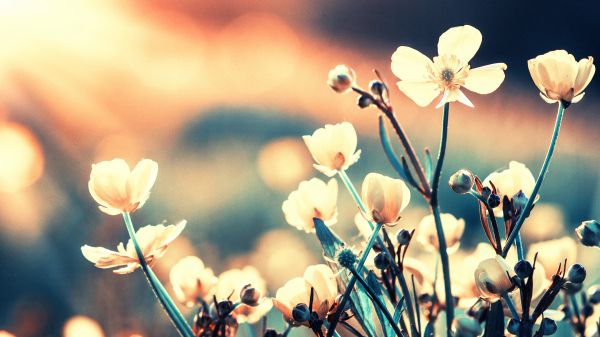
122 213 195 337
502 102 565 257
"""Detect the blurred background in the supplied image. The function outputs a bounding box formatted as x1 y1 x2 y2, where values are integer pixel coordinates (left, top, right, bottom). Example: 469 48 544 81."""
0 0 599 336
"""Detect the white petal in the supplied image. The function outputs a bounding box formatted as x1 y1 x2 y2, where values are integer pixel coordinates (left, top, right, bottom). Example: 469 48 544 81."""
391 46 433 80
397 80 441 107
463 63 507 94
457 90 474 108
437 25 482 65
573 57 595 95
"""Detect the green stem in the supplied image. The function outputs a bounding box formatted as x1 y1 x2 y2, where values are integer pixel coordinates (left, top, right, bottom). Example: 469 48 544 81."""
429 102 454 335
502 102 565 257
349 267 403 337
502 292 519 320
122 213 195 337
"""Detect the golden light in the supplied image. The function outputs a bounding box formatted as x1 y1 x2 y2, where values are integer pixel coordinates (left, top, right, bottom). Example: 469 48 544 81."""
257 137 312 191
0 123 44 192
0 331 16 337
62 316 104 337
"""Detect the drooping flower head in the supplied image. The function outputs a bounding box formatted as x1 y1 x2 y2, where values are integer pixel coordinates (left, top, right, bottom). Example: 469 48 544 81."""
483 161 536 216
361 172 411 225
417 213 465 253
169 256 218 307
391 25 507 108
81 221 186 274
282 177 338 233
474 255 514 302
214 266 273 324
88 158 158 215
303 122 361 177
528 50 595 106
272 264 338 325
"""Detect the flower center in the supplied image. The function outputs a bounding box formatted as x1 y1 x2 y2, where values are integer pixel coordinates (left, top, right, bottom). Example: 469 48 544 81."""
441 69 454 83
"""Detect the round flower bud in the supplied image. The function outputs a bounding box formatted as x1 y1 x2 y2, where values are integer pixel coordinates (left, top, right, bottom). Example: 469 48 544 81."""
327 65 356 94
487 193 501 208
567 264 586 284
396 229 412 246
452 315 482 337
514 260 533 279
587 285 600 304
292 303 311 323
374 252 393 270
512 190 529 211
448 169 475 194
264 329 279 337
474 255 513 302
582 304 594 318
240 284 261 307
540 318 557 335
369 80 385 96
337 248 357 269
575 220 600 247
507 319 520 335
357 95 373 109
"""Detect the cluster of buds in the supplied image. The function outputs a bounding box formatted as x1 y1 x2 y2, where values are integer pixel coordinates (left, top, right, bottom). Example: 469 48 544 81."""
327 64 392 111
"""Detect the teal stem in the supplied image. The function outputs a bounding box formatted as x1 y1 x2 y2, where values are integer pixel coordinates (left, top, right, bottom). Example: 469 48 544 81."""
122 213 195 337
502 292 519 320
502 102 565 257
336 170 419 337
429 102 454 335
570 294 583 332
281 324 293 337
515 233 524 261
349 266 403 337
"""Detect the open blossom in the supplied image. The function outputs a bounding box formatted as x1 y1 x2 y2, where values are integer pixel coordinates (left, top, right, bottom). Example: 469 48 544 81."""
327 64 356 93
214 266 272 324
528 50 595 105
303 122 361 177
88 158 158 215
273 264 338 324
474 255 513 302
282 178 338 232
483 161 536 216
417 213 465 253
81 221 185 274
527 237 577 279
169 256 217 307
391 25 506 108
361 172 411 224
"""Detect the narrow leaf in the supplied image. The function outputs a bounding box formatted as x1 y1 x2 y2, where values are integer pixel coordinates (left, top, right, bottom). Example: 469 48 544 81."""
367 272 395 337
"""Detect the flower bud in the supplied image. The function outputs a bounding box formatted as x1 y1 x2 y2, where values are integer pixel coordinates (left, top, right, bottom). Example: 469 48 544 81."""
582 304 594 317
396 229 412 246
327 65 356 94
448 169 475 194
514 260 533 279
567 263 586 284
374 252 392 270
292 303 311 322
575 220 600 247
562 281 583 294
512 190 529 211
452 315 482 337
357 95 373 109
541 318 557 335
369 80 385 96
264 329 279 337
507 319 520 335
337 248 357 269
240 284 261 307
474 255 513 302
487 193 501 208
587 285 600 304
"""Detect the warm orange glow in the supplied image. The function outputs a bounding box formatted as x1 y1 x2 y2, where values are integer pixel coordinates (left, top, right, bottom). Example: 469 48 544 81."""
257 137 312 191
62 316 104 337
0 330 16 337
0 123 44 192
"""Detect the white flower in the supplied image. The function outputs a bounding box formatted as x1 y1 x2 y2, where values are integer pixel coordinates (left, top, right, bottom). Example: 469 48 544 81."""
88 158 158 215
391 25 507 108
474 255 513 302
282 178 338 233
483 161 536 216
272 264 338 324
327 65 356 94
169 256 217 307
528 50 595 105
416 213 465 253
303 122 361 177
214 266 272 324
361 172 411 225
81 221 185 274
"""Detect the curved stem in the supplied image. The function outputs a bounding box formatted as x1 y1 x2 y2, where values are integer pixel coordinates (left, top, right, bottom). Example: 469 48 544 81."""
349 267 403 337
429 103 454 334
502 102 565 257
122 213 195 337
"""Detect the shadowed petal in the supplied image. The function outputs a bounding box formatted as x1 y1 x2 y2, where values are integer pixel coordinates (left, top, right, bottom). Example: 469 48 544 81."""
397 80 441 107
463 63 507 94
